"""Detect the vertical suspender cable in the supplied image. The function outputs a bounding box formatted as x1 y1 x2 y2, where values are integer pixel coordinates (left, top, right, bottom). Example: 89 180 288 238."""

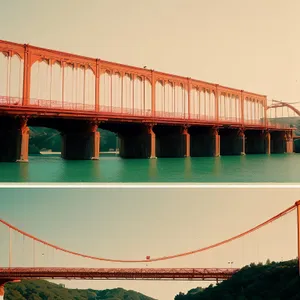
9 227 12 268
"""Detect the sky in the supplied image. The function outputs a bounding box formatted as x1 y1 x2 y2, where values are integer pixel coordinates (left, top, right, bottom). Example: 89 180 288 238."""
1 0 300 105
0 187 299 299
1 0 300 298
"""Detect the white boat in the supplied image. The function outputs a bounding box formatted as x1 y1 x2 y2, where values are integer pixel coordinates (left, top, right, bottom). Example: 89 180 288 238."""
40 149 61 155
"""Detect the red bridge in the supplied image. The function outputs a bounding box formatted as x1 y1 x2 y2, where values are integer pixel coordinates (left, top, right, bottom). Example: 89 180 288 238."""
0 267 238 281
1 201 300 296
0 39 295 162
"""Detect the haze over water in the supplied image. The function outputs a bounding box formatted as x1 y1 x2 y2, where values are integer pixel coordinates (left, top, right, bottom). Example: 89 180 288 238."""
1 154 300 182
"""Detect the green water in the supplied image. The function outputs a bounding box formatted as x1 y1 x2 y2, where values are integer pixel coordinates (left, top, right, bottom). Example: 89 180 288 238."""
0 153 299 182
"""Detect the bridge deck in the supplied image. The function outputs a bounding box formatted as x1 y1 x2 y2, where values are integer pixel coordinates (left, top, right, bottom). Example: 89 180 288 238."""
0 97 291 130
0 267 239 281
0 39 293 131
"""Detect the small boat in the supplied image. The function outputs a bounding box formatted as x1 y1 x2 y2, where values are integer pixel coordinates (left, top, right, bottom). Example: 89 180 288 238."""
40 149 61 155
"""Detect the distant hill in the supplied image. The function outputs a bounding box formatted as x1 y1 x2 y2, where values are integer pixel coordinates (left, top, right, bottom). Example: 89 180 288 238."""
174 259 300 300
268 116 300 123
28 127 117 154
4 279 156 300
268 116 300 127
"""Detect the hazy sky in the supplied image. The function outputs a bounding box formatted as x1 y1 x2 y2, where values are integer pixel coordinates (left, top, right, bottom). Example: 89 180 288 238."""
1 0 300 105
1 1 300 299
0 187 299 299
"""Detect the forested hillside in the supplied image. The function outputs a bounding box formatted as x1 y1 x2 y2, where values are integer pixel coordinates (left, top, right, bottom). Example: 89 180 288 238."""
174 259 300 300
28 127 117 154
5 279 156 300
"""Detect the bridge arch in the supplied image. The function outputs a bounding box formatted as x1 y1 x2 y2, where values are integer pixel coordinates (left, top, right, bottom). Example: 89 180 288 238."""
99 71 152 115
267 101 300 119
0 52 24 101
30 60 96 110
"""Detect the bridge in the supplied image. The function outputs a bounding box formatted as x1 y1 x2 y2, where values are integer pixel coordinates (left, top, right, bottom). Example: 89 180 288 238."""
0 40 295 162
0 201 300 297
0 267 237 282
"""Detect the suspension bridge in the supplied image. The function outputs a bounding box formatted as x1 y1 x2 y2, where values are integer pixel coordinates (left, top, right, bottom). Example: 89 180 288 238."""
0 40 297 162
0 201 300 297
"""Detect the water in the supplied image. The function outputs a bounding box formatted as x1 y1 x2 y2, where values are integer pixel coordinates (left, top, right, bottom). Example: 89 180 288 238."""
0 153 300 182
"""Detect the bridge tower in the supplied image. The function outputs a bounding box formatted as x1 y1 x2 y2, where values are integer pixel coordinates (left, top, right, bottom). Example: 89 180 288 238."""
0 280 20 299
296 200 300 276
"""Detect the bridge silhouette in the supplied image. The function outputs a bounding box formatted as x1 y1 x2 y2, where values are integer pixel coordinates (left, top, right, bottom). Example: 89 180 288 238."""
0 40 296 162
0 201 299 297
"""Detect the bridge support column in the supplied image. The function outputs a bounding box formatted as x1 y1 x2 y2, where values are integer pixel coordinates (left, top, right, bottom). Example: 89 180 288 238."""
265 132 271 154
119 125 156 159
213 128 220 157
285 132 293 154
17 118 29 162
270 131 287 154
0 279 19 299
244 131 266 154
190 127 220 157
296 200 300 276
0 117 29 162
240 131 246 155
149 125 156 159
219 129 245 156
155 126 188 158
182 126 190 157
61 123 100 160
0 283 4 299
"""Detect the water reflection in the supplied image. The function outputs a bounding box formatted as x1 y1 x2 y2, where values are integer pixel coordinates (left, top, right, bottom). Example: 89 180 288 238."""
184 157 192 180
19 162 29 182
212 156 221 178
0 153 300 182
148 158 158 181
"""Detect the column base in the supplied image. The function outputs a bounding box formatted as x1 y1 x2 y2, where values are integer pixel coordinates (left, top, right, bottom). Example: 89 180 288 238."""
61 130 100 160
0 126 29 162
286 139 294 154
241 152 245 156
16 158 29 163
119 126 156 159
190 132 217 157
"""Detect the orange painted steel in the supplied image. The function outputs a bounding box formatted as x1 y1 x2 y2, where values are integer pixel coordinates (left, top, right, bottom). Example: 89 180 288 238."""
0 39 289 130
0 267 238 281
296 200 300 276
0 204 295 264
268 101 300 116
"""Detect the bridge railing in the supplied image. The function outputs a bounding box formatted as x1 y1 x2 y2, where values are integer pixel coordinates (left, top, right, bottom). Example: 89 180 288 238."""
29 99 96 111
100 106 153 116
0 95 293 130
0 96 22 106
0 267 239 280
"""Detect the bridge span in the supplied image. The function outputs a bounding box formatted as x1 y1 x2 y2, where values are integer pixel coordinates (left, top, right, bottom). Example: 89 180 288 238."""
0 267 238 296
0 40 294 162
0 202 299 296
0 267 238 282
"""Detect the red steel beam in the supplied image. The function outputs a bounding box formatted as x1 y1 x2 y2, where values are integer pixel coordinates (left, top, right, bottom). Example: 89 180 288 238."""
0 99 292 130
0 267 239 281
0 39 266 98
0 39 293 130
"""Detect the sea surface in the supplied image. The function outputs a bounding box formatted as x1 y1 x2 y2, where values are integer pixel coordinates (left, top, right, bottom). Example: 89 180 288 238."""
0 153 299 182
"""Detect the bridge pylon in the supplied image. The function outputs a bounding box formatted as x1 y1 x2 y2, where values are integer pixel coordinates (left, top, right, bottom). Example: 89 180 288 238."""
296 200 300 276
0 279 20 299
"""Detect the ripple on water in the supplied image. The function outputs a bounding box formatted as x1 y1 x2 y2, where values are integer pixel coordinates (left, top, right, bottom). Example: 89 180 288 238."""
0 154 299 182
